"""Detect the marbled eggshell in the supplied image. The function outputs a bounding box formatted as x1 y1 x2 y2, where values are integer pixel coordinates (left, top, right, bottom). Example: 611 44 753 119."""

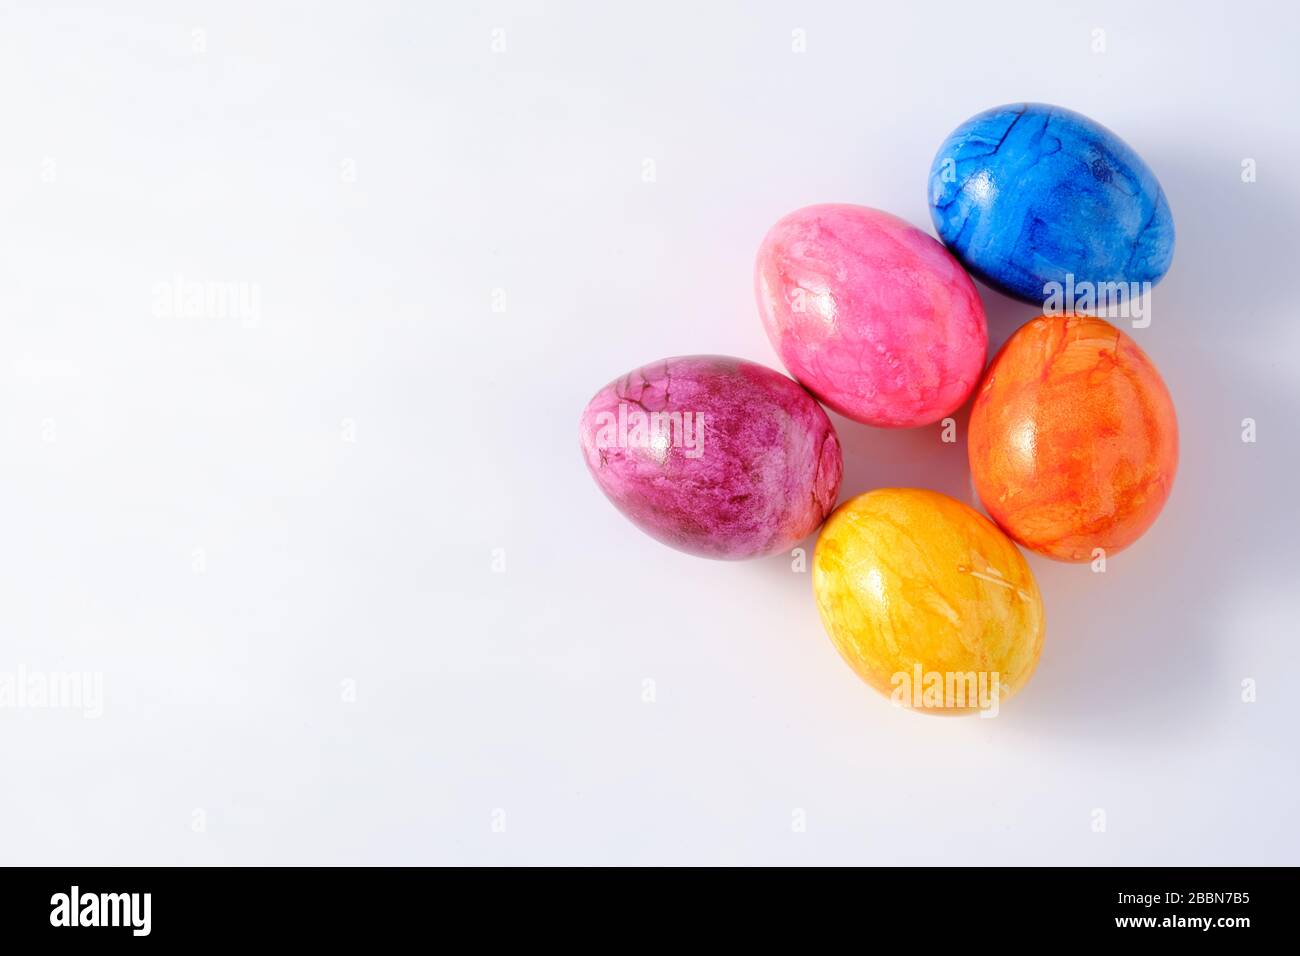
755 203 987 428
929 103 1175 303
813 488 1045 715
968 315 1178 562
579 355 843 560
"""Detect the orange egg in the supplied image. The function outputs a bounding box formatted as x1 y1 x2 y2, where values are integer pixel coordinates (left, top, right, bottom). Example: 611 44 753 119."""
968 314 1178 562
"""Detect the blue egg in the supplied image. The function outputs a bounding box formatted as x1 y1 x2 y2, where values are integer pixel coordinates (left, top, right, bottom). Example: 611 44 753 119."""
928 104 1174 303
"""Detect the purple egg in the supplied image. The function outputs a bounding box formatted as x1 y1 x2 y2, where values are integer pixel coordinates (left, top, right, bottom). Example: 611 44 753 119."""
579 355 843 559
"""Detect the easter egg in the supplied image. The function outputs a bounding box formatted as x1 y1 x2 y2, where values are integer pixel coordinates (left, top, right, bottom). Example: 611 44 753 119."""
968 314 1178 562
754 204 987 428
928 103 1175 303
579 355 843 560
813 488 1045 715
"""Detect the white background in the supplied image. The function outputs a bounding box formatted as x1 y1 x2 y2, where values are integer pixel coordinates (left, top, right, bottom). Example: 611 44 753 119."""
1 0 1297 865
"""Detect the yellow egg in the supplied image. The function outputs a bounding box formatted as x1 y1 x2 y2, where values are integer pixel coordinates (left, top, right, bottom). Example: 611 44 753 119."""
812 488 1045 716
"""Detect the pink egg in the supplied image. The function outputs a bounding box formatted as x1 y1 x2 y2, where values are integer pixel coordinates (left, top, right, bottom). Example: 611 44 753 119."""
755 204 988 428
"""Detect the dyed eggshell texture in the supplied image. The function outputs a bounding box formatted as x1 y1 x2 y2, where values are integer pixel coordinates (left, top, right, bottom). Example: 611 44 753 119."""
928 103 1175 303
755 204 988 428
813 488 1045 714
968 315 1178 562
579 355 843 560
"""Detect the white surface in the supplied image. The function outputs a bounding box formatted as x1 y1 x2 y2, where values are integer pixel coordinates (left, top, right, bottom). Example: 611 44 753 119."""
1 0 1297 865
